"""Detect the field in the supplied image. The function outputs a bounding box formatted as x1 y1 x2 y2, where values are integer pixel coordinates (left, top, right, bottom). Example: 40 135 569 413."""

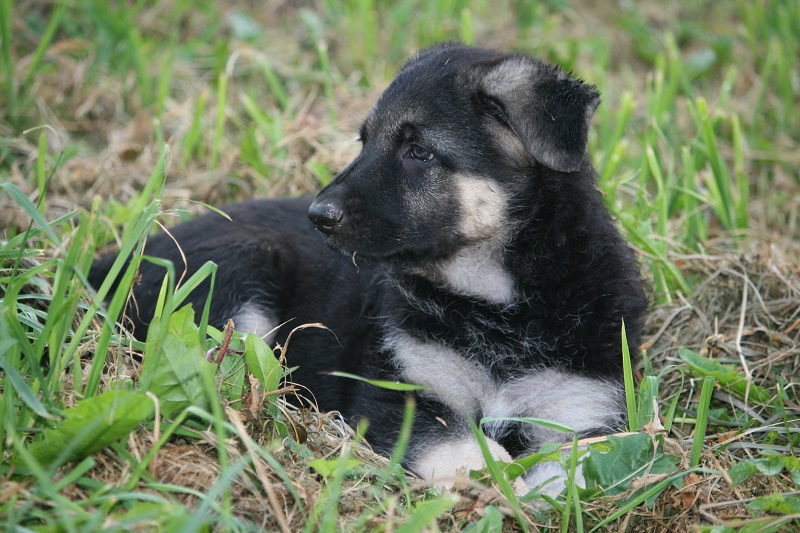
1 1 799 531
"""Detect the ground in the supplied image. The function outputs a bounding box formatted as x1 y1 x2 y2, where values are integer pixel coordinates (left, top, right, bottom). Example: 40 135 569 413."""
1 1 799 531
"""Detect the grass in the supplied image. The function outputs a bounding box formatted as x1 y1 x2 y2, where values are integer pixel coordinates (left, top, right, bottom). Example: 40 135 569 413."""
2 0 799 531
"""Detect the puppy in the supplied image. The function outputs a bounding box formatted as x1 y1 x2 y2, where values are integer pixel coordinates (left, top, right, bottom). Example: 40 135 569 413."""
90 43 647 492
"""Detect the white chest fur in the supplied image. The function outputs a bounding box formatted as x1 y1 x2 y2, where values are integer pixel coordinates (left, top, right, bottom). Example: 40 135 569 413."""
386 331 624 441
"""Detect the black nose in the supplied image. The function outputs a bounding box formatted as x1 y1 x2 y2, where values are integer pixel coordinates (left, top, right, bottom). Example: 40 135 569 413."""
308 201 344 235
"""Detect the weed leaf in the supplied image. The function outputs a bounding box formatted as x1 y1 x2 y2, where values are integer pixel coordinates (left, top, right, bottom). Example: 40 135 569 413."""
581 433 680 500
27 390 154 469
244 333 282 393
463 505 504 533
396 496 458 533
747 493 800 515
140 305 215 418
678 348 772 404
308 457 362 479
730 452 796 486
219 353 247 407
115 502 197 530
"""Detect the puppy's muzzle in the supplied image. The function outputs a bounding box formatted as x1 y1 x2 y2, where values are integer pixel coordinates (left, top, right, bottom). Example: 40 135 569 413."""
308 201 344 235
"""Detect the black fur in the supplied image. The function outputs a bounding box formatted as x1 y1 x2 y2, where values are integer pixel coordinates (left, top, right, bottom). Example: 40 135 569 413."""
90 44 647 489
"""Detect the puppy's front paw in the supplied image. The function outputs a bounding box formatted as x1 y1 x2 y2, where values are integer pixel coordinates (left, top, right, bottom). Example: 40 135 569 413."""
412 436 525 493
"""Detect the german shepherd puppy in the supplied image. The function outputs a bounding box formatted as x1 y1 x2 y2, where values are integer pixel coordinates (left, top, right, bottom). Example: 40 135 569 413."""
90 44 647 492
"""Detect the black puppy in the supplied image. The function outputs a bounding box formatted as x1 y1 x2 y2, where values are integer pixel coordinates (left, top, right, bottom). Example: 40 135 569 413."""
91 44 647 492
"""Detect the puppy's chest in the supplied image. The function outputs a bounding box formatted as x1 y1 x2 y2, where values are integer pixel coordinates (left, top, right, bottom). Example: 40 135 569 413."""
395 293 552 373
381 285 610 430
384 329 517 416
385 328 624 451
384 312 557 423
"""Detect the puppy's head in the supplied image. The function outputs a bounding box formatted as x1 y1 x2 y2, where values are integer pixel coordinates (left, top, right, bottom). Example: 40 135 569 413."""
308 44 600 264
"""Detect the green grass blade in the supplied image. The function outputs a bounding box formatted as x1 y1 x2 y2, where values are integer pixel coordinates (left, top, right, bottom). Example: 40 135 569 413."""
182 91 209 166
1 182 66 256
210 72 228 169
621 321 638 431
73 201 163 396
0 338 53 420
690 376 715 468
317 40 337 125
395 495 458 533
20 2 65 90
470 418 529 532
695 97 734 230
459 8 475 45
0 0 14 111
731 113 749 229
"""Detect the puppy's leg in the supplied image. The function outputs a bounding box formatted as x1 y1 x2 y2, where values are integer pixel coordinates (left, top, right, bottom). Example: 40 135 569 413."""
360 393 523 492
412 432 513 489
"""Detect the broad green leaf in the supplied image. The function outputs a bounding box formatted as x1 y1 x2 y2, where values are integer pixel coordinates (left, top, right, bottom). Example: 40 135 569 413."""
308 457 362 479
219 353 247 407
27 390 154 468
729 460 761 486
747 493 800 515
396 496 458 533
244 334 282 393
755 453 788 476
581 433 680 498
678 348 772 404
113 501 201 531
463 505 504 533
329 371 427 391
140 305 215 418
730 452 794 486
506 442 562 480
784 455 800 486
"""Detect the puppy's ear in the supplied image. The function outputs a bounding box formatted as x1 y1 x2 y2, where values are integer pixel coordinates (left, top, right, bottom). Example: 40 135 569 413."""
478 56 600 173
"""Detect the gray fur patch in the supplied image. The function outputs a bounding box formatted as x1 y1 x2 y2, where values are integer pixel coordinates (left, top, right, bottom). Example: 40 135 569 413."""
386 331 625 446
233 302 278 345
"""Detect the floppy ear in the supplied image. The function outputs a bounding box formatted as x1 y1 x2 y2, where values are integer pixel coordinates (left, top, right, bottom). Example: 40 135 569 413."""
478 56 600 173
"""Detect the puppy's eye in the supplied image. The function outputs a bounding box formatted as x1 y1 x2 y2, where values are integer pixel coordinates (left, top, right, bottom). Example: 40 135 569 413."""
408 145 434 162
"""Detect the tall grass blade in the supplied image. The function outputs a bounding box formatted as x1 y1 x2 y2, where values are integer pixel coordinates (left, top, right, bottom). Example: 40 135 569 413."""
211 73 228 169
36 131 47 213
690 376 715 468
21 2 64 91
695 97 734 230
259 59 289 110
621 321 638 431
73 198 161 397
731 114 749 230
0 337 52 420
182 91 209 166
0 0 14 111
460 8 475 45
317 41 337 125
